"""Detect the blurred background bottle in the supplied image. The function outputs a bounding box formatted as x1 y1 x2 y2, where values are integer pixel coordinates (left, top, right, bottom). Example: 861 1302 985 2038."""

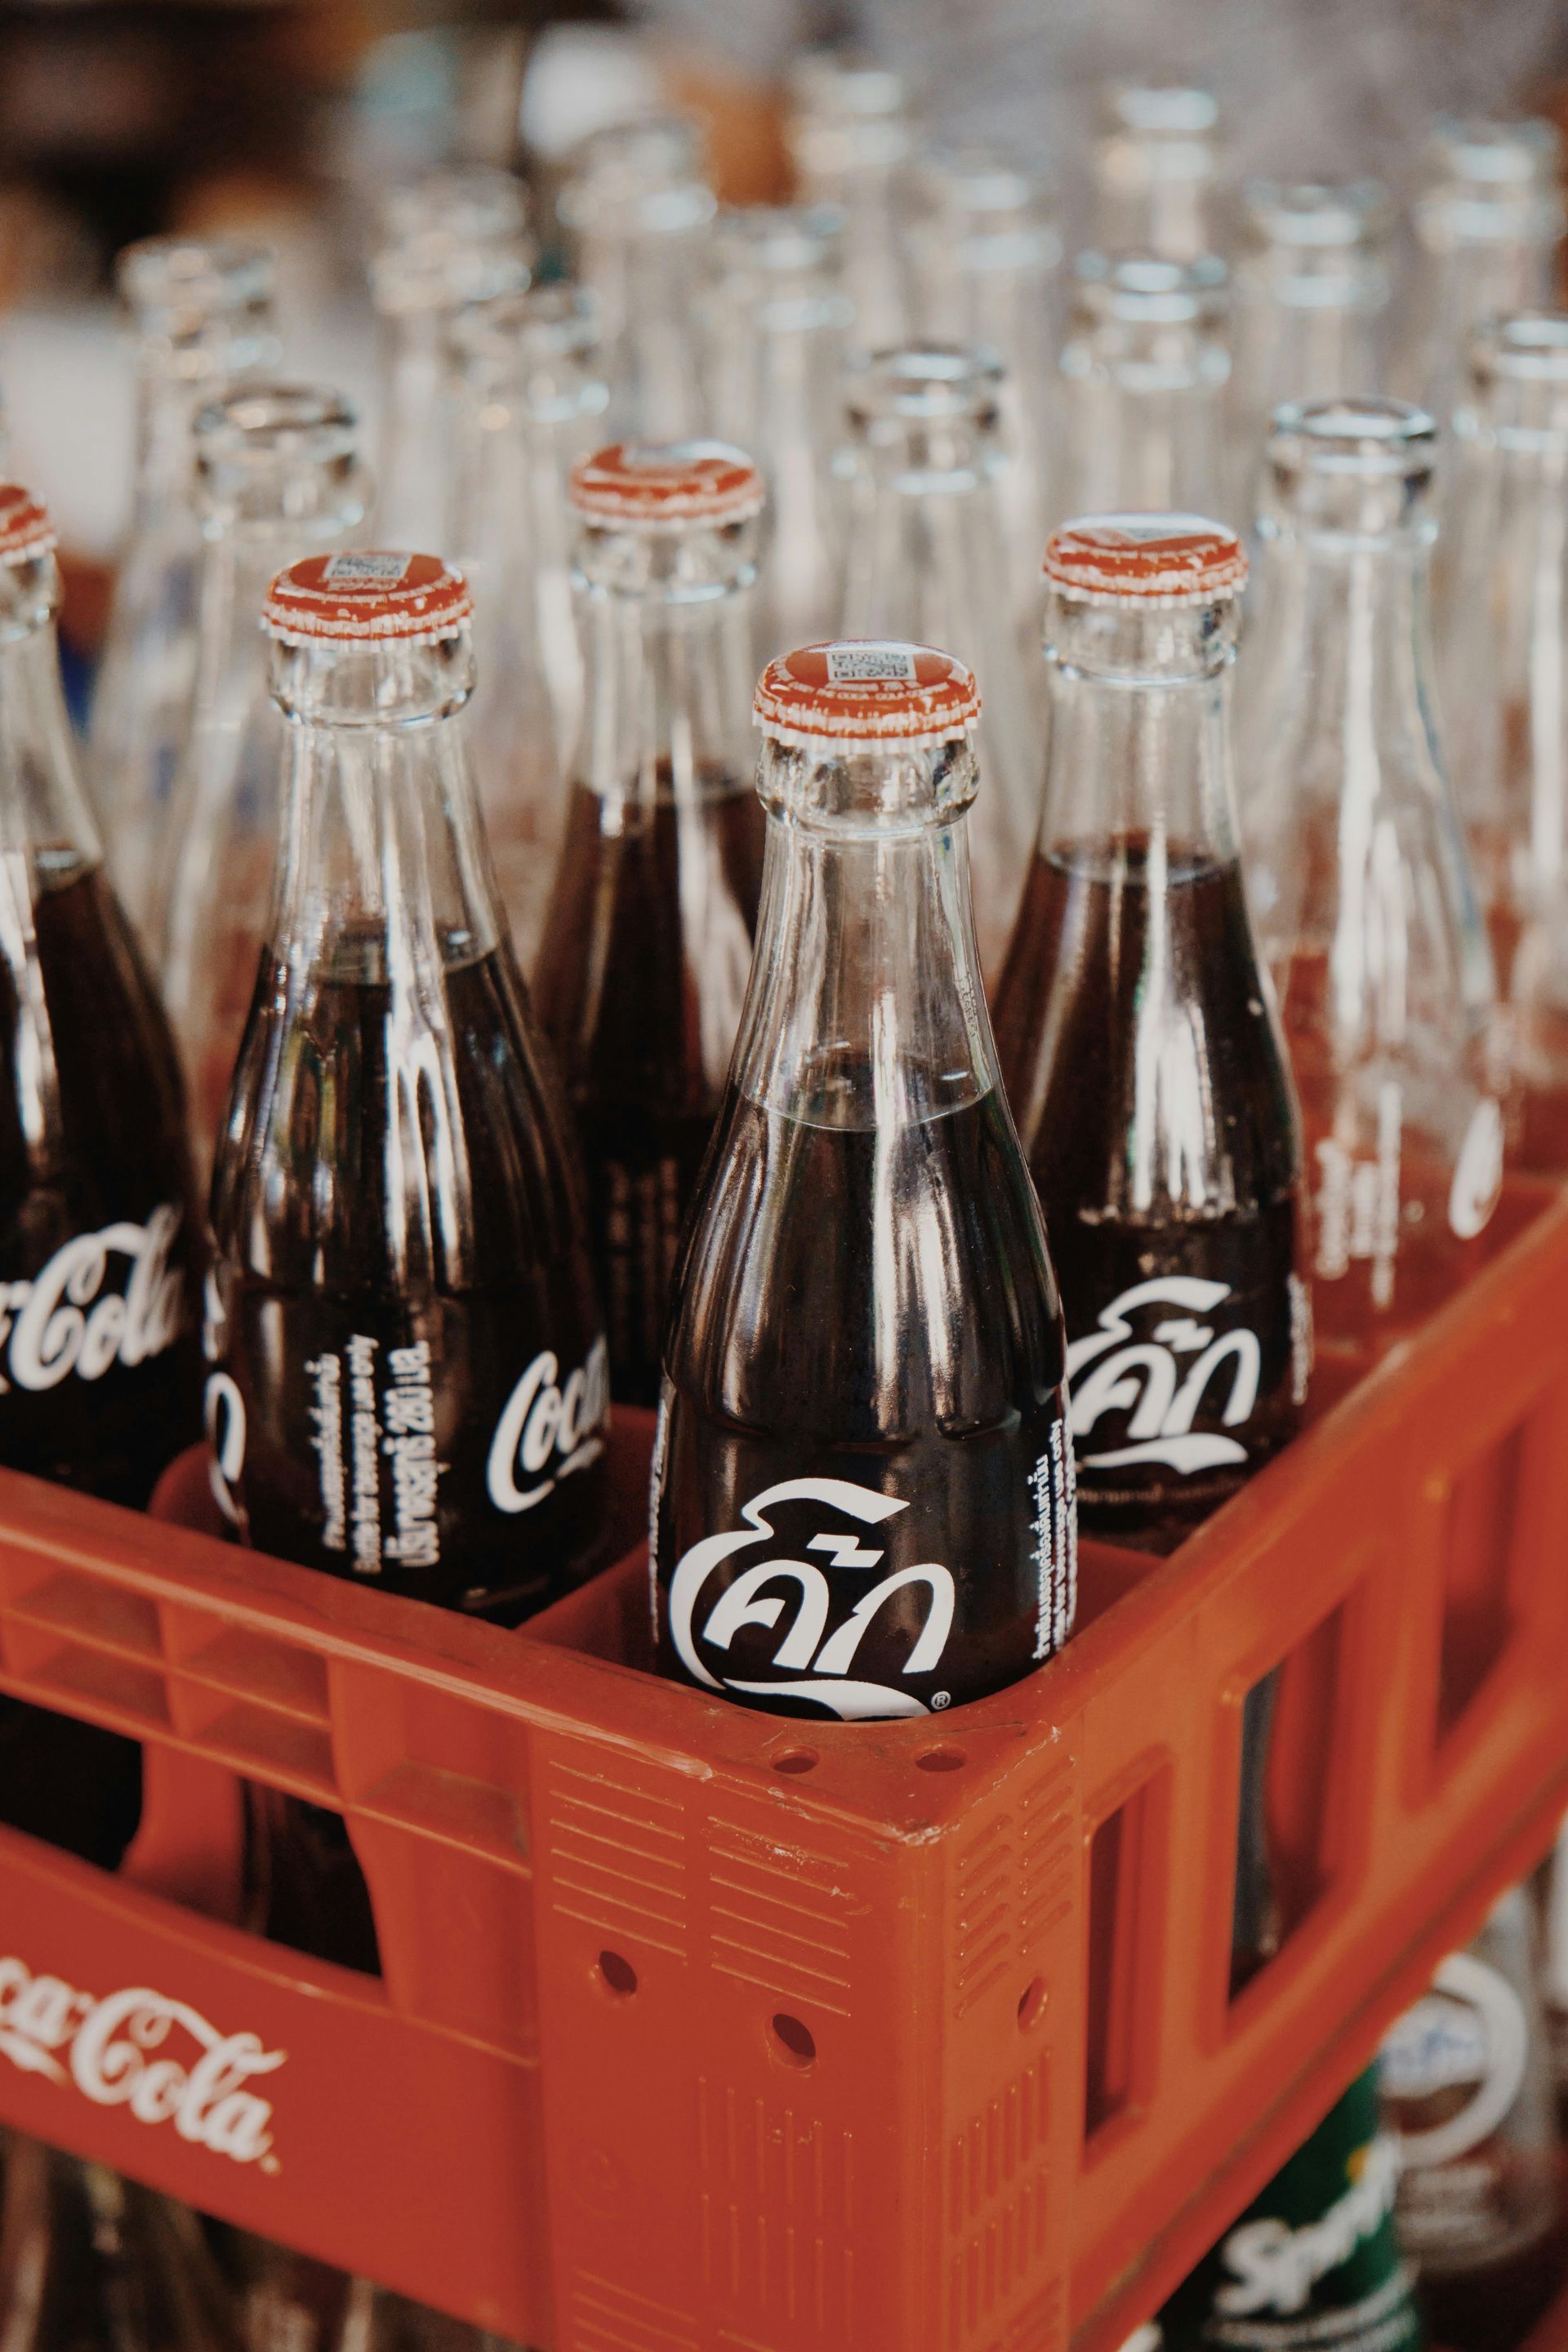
1060 253 1232 523
785 51 916 354
1090 81 1227 264
556 123 715 443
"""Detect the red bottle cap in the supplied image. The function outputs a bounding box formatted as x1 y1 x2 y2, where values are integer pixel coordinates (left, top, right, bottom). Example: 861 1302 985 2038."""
569 441 766 527
262 553 474 645
0 486 57 566
1042 515 1247 604
755 641 982 747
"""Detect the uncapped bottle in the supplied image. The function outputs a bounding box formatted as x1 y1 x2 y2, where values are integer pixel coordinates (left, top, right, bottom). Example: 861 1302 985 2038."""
91 237 278 934
995 515 1307 1551
1241 399 1501 1352
534 443 765 1407
785 51 915 354
1061 254 1232 524
1090 81 1226 264
653 640 1076 1721
205 551 608 1619
835 346 1043 982
557 131 715 442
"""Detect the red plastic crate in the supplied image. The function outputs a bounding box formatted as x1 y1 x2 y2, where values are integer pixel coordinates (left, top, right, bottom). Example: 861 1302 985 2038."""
0 1180 1565 2352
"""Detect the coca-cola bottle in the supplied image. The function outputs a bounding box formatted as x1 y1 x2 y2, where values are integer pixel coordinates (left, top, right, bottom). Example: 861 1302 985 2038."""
91 237 278 935
1090 82 1226 264
995 516 1306 1552
1379 1885 1566 2350
205 551 608 1618
155 385 369 1160
533 443 766 1408
1060 254 1232 524
784 52 915 354
653 640 1076 1720
1240 399 1501 1353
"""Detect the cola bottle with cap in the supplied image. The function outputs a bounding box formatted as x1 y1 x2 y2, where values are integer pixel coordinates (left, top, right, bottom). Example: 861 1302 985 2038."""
0 483 200 1863
533 443 765 1408
1240 400 1501 1354
1379 1886 1566 2351
994 517 1305 1552
653 640 1076 1721
205 550 608 1618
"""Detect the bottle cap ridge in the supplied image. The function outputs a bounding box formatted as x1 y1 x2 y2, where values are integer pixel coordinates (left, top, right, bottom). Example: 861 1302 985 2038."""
262 553 473 646
755 641 982 746
0 486 57 567
569 441 765 526
1043 515 1247 604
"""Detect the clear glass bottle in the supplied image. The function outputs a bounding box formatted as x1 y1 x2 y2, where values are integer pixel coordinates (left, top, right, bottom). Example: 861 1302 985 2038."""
205 550 608 1615
652 640 1076 1720
1229 180 1393 511
448 283 609 970
369 176 532 556
1392 117 1566 434
1091 81 1226 264
906 147 1062 617
90 236 278 934
1380 1885 1566 2352
1437 311 1568 1171
702 203 852 663
994 517 1306 1550
835 345 1044 982
156 384 370 1161
533 443 765 1409
785 51 915 354
1240 399 1501 1354
1060 253 1232 523
557 139 715 443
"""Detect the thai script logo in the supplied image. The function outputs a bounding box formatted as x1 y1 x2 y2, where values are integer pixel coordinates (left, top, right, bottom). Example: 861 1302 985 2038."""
0 1955 285 2170
0 1206 185 1393
487 1338 609 1513
1067 1276 1262 1476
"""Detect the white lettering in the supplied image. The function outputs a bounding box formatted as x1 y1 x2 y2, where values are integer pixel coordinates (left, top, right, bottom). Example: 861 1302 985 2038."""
1 1208 185 1394
487 1338 609 1513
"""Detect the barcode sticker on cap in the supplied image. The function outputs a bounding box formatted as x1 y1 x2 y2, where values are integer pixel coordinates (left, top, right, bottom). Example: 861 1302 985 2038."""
826 644 919 684
322 555 412 586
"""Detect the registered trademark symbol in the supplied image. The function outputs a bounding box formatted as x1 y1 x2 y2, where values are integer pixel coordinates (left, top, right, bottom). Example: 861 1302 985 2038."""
932 1690 951 1710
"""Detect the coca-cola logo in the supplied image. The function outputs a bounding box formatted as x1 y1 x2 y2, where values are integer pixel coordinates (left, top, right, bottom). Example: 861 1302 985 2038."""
1066 1276 1262 1477
487 1339 609 1514
0 1953 285 2169
0 1206 185 1393
665 1476 956 1719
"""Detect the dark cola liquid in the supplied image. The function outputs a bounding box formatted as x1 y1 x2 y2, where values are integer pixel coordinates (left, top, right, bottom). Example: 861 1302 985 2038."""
534 771 764 1408
207 942 608 1621
0 858 201 1868
653 1076 1075 1720
995 837 1304 1552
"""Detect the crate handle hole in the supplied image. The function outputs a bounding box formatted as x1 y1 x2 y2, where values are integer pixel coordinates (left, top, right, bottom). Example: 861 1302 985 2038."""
915 1745 967 1773
772 1748 820 1775
771 2012 816 2067
597 1950 639 1998
1017 1976 1048 2031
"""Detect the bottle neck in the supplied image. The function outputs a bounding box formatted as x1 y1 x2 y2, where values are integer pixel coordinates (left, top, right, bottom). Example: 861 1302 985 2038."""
0 568 102 877
130 312 278 524
572 531 757 806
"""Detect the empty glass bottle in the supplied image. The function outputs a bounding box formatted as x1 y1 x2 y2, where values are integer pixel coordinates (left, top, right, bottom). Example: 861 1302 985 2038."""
906 147 1062 616
1392 117 1566 436
533 443 765 1407
1240 399 1501 1352
1437 312 1568 1171
653 640 1076 1720
1060 253 1232 524
995 516 1307 1550
836 345 1043 981
448 283 609 969
702 203 851 663
557 136 715 442
156 385 369 1160
205 550 608 1615
785 51 915 354
91 237 278 934
1091 81 1226 264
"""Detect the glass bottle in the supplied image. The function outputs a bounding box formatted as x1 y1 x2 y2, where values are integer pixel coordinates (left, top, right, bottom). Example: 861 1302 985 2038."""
652 640 1076 1720
90 236 278 935
155 384 370 1161
994 516 1306 1550
1091 81 1226 264
785 51 915 354
835 345 1044 982
702 203 852 663
533 443 765 1408
1229 180 1394 513
205 550 608 1615
448 283 609 970
906 147 1062 617
1437 311 1568 1170
1240 399 1501 1354
1380 1885 1566 2352
369 175 532 556
1392 117 1566 434
1061 253 1232 524
557 139 715 443
1537 1817 1568 2137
